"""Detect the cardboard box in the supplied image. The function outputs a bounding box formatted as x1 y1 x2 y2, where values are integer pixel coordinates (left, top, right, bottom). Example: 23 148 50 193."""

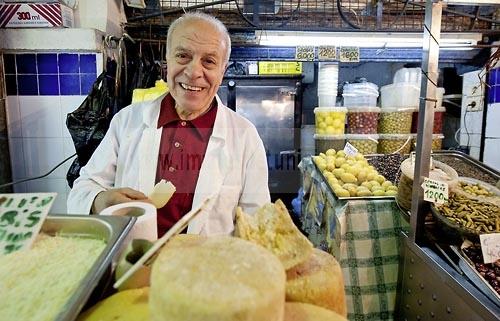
0 2 74 28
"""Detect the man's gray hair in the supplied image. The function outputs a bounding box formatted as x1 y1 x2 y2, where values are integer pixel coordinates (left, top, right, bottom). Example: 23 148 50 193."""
166 12 232 64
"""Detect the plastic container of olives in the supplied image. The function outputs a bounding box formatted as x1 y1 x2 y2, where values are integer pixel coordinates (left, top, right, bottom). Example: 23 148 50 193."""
314 107 347 135
411 106 446 134
314 134 346 154
411 133 444 151
378 134 413 154
346 107 380 134
378 107 415 134
346 134 379 155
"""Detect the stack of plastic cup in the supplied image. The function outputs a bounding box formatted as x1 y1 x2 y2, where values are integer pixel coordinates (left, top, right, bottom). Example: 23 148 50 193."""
317 62 339 106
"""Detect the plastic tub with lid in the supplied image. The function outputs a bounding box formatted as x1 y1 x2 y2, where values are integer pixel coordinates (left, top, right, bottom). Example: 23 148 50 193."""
314 107 347 135
378 134 413 154
411 106 446 134
397 158 458 210
342 82 379 107
346 106 380 134
345 134 379 155
393 67 422 84
380 83 420 108
314 134 346 154
378 107 415 134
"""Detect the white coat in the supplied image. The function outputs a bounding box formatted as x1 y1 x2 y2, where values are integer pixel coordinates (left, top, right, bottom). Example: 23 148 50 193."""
67 93 270 235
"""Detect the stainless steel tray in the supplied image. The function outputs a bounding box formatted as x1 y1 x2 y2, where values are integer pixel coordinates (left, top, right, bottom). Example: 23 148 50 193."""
41 214 135 321
450 245 500 308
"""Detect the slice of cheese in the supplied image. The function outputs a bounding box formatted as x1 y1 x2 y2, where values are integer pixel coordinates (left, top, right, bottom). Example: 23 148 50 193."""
286 248 347 317
77 287 149 321
235 199 313 269
149 179 176 208
150 234 286 321
284 302 347 321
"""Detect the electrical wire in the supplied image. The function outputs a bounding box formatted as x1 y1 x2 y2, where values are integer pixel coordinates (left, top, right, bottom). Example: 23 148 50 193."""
0 153 77 189
233 0 260 28
336 0 361 30
463 107 471 148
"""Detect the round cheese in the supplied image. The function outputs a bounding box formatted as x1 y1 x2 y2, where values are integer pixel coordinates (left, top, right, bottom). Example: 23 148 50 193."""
286 249 347 317
150 235 286 321
284 302 347 321
77 287 149 321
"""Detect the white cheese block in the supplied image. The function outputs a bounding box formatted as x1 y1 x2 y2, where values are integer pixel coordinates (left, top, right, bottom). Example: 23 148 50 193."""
149 179 176 208
284 302 347 321
235 199 313 269
150 234 286 321
285 248 347 317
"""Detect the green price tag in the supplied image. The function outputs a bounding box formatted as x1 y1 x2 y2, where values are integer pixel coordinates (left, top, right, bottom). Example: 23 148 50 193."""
421 178 448 204
295 46 315 61
339 46 360 62
318 46 337 61
0 193 56 256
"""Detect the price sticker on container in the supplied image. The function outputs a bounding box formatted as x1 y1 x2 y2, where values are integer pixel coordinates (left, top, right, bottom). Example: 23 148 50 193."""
0 193 56 256
421 178 448 204
318 46 337 61
295 46 315 61
479 233 500 264
339 46 360 62
343 142 359 157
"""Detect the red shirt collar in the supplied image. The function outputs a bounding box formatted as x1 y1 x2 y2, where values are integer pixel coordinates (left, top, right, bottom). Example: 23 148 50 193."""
157 93 217 139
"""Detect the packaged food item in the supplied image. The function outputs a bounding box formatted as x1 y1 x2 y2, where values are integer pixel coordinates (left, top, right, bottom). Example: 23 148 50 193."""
378 108 415 134
314 134 346 155
378 134 413 154
314 107 347 135
396 158 458 210
346 107 380 134
411 107 446 133
411 133 444 151
345 134 378 155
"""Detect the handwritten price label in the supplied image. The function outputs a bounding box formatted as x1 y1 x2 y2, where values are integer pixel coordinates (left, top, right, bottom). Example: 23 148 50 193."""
295 46 315 61
421 178 448 204
343 142 359 157
339 46 360 62
479 233 500 264
318 46 336 61
0 193 56 256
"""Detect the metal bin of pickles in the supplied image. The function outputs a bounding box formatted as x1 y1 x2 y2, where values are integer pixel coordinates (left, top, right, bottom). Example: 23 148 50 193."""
378 107 415 134
346 134 378 155
314 107 347 135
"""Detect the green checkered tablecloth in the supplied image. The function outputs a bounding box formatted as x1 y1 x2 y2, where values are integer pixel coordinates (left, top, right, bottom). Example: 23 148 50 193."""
299 157 409 321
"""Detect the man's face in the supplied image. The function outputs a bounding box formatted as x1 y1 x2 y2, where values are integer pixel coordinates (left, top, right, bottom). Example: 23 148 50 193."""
166 20 227 114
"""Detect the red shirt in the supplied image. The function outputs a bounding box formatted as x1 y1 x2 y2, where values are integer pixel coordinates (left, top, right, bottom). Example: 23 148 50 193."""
156 94 217 237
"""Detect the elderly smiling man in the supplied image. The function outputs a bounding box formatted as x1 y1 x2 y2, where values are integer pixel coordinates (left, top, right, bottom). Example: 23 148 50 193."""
67 12 270 237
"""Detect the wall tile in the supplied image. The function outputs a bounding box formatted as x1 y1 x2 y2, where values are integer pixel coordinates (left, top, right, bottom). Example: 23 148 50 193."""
58 53 79 73
63 137 76 176
19 96 62 138
484 138 500 172
60 96 86 137
16 54 37 74
23 137 66 178
485 103 500 137
17 75 38 95
59 74 80 95
38 74 59 95
80 73 97 95
488 69 497 87
79 54 96 73
37 53 58 74
8 138 26 180
469 146 480 160
26 178 68 213
5 74 17 96
4 54 16 74
494 85 500 104
5 96 22 138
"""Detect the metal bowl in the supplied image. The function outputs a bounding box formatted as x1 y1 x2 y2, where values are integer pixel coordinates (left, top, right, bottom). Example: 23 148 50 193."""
430 203 480 243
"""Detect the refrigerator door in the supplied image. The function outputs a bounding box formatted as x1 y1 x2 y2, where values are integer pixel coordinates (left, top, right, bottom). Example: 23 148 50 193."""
218 78 301 207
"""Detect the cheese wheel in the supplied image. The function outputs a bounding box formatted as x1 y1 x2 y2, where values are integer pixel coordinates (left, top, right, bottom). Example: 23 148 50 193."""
235 199 313 269
150 234 286 321
286 249 347 317
284 302 347 321
149 179 176 208
77 288 149 321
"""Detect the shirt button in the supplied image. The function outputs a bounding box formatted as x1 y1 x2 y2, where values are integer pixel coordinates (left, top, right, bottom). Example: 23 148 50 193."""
168 166 175 172
174 142 180 148
181 121 187 126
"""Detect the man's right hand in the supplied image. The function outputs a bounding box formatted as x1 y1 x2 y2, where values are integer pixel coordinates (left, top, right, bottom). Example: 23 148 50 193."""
92 188 152 214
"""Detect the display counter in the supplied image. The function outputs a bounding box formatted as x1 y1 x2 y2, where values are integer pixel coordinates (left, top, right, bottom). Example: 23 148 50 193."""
299 156 409 321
